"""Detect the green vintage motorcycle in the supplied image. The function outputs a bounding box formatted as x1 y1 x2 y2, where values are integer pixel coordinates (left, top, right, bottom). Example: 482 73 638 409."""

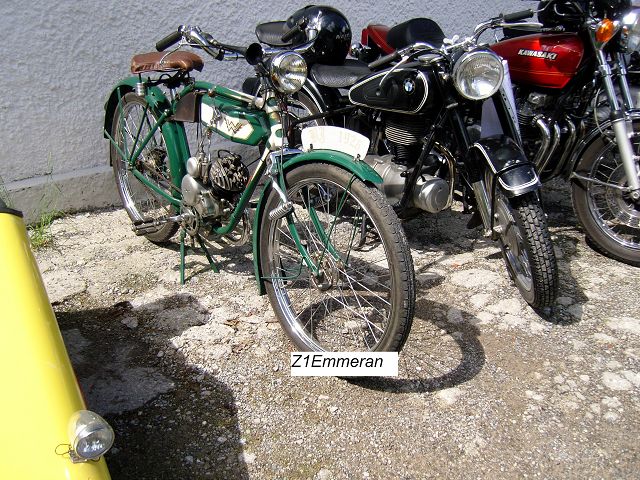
103 25 415 352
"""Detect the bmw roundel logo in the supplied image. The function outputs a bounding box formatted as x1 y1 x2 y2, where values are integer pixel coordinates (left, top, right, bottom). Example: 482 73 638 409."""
403 78 415 93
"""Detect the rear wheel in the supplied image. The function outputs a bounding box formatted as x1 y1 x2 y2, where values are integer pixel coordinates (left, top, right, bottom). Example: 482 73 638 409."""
493 191 558 308
571 122 640 266
259 163 415 352
110 92 178 243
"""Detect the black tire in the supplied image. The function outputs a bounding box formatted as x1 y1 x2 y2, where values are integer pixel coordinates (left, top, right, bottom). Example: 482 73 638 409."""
571 122 640 266
110 92 178 243
259 163 415 352
494 191 558 308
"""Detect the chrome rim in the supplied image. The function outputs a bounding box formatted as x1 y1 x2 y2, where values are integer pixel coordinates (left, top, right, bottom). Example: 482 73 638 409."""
268 178 394 351
114 98 173 223
586 137 640 251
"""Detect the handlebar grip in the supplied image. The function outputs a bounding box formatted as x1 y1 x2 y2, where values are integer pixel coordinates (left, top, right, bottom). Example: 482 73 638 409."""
368 51 401 69
281 24 302 43
156 30 182 51
502 9 534 22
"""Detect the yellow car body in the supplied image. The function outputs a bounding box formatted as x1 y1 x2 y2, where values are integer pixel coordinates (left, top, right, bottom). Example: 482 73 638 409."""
0 203 112 479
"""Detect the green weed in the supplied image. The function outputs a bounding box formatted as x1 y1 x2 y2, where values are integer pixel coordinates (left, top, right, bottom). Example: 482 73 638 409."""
28 209 64 250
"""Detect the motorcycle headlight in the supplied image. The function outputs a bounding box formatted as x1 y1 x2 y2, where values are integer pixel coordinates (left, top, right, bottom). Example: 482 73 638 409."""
67 410 115 462
452 50 504 101
270 52 307 94
622 9 640 53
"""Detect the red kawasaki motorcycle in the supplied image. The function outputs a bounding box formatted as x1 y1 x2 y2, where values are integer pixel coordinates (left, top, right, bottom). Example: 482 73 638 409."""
356 0 640 266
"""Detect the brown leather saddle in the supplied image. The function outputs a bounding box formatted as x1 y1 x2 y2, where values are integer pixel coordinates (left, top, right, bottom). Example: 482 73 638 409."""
130 51 204 74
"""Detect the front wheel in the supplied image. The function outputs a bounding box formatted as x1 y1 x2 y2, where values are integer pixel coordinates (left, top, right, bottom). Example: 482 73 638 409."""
259 164 415 352
493 191 558 308
571 123 640 266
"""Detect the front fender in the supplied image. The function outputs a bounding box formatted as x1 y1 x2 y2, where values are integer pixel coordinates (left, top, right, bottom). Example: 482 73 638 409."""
252 149 382 294
565 109 640 177
467 135 540 197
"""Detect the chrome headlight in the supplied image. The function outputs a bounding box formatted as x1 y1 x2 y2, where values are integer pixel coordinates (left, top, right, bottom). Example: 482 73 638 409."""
270 52 307 94
67 410 115 462
453 50 504 101
622 9 640 53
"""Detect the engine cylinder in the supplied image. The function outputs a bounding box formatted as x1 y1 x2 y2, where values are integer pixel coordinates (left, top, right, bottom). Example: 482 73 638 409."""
385 114 427 146
385 113 428 166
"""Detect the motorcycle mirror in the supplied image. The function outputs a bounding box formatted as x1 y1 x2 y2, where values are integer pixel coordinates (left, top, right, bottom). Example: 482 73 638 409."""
246 43 264 65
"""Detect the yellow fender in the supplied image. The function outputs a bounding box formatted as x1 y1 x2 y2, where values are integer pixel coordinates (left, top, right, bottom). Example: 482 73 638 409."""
0 206 111 479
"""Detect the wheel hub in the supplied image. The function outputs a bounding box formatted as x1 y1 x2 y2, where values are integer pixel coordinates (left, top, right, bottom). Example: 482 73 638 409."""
604 166 640 227
310 254 338 292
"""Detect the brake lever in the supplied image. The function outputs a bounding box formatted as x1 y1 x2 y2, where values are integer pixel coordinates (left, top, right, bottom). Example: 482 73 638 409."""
186 27 221 59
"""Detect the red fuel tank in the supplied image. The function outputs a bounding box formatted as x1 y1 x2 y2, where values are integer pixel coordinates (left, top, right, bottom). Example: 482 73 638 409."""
491 33 584 89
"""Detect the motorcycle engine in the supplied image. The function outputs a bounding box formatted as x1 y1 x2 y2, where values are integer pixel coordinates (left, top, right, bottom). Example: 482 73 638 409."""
516 92 554 126
373 112 450 213
363 154 449 213
181 150 249 218
384 113 429 167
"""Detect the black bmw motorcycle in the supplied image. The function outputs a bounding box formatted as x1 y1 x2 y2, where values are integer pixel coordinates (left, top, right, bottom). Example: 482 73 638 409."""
245 6 559 308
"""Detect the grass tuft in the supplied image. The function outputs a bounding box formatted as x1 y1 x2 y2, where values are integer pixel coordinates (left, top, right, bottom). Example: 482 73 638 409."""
28 210 64 250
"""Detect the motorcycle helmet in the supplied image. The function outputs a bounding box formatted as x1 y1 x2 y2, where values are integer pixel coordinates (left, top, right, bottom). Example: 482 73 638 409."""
285 5 352 65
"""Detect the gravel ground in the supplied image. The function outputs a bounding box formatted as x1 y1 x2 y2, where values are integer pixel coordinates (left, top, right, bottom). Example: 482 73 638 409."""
37 181 639 479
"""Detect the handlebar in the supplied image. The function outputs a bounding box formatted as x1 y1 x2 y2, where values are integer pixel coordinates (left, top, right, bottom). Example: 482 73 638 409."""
155 26 250 61
156 29 183 51
502 9 534 23
368 51 401 69
281 17 308 43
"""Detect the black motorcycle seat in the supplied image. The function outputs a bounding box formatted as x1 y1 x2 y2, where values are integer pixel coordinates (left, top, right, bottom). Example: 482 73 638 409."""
310 59 372 88
387 18 446 49
255 21 292 47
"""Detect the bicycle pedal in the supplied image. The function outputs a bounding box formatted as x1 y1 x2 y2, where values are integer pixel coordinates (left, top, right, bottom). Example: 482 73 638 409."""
269 201 293 220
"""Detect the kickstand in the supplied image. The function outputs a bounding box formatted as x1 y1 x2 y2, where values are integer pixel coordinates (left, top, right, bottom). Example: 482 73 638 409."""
196 234 219 274
179 228 219 285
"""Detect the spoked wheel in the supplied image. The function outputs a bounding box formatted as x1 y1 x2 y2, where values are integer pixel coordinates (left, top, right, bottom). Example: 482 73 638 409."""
493 190 558 308
260 164 415 352
110 92 178 243
572 122 640 266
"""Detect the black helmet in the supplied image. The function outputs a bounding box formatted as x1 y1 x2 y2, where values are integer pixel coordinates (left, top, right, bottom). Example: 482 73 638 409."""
286 5 351 65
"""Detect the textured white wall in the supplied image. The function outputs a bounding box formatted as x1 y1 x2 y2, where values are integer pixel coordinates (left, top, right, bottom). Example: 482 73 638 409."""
0 0 522 218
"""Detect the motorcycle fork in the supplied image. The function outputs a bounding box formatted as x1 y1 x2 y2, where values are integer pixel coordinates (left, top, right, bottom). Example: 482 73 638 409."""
596 50 640 200
613 52 635 110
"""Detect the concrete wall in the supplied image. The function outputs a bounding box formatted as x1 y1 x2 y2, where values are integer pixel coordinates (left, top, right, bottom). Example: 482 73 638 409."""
0 0 521 221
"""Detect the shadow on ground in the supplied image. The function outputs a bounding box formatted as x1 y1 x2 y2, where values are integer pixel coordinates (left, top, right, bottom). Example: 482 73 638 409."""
57 296 249 480
350 299 485 393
